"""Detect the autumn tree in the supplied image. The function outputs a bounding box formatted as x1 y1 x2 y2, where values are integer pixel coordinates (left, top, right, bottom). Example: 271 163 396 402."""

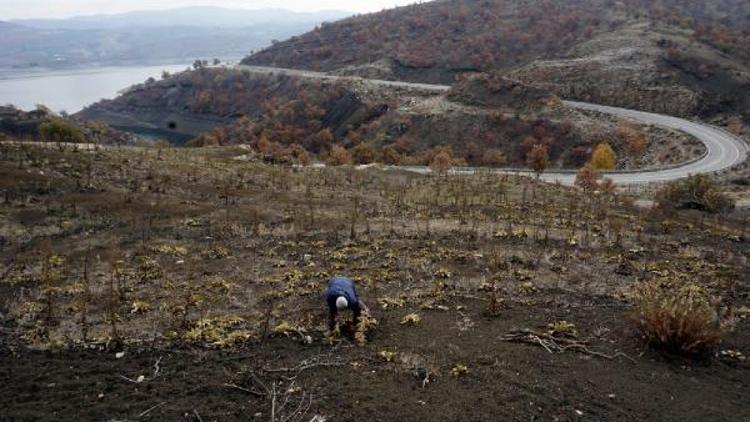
307 128 335 154
626 132 650 157
617 122 632 142
520 136 538 159
526 144 549 177
430 150 454 175
569 146 590 167
620 123 649 156
575 163 601 192
326 145 353 166
283 144 311 165
591 143 617 170
481 149 507 167
381 145 402 165
254 135 277 154
351 142 378 164
727 116 743 136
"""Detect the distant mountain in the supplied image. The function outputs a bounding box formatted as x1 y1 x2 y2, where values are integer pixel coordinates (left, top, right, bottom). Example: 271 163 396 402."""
1 8 352 70
12 7 350 30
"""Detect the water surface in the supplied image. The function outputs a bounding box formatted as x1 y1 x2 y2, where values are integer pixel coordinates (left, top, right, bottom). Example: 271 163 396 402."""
0 64 190 113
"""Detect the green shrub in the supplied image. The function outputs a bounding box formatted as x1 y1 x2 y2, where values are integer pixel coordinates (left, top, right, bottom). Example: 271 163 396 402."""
39 119 85 143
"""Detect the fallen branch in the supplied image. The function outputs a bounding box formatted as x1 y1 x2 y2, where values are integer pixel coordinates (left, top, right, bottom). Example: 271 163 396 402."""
119 375 142 384
138 401 166 418
193 409 204 422
263 356 344 374
153 356 163 378
499 329 636 363
223 382 265 397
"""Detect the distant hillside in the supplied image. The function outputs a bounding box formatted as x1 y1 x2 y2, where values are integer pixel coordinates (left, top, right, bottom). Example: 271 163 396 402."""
79 67 704 170
0 8 351 70
243 0 750 119
13 7 350 30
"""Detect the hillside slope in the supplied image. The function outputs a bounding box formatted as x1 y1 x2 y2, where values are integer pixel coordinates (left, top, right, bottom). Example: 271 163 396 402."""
511 22 750 118
242 0 750 119
78 68 704 169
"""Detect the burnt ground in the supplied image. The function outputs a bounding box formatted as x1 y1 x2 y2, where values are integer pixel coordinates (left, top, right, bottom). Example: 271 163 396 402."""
3 295 749 422
0 142 749 421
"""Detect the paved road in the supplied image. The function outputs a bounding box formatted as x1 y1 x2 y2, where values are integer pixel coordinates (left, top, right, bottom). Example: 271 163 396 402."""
238 65 748 186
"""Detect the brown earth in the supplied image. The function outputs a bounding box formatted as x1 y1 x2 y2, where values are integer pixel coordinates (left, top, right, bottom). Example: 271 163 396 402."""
0 143 748 421
3 293 750 422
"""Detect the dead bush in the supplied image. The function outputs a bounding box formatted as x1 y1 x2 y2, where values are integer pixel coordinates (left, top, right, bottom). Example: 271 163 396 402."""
630 279 728 357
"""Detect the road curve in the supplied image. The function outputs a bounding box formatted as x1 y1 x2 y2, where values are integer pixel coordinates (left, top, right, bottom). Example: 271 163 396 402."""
559 101 748 185
238 65 748 185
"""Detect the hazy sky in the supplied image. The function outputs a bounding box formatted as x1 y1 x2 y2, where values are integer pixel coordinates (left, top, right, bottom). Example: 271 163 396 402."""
1 0 420 19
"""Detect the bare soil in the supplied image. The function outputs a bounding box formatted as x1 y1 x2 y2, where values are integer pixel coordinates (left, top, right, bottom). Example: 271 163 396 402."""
3 294 749 421
0 143 748 421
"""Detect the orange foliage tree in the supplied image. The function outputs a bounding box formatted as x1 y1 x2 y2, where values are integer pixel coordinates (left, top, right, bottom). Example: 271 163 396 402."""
326 145 353 166
481 149 507 167
351 143 378 164
727 116 743 136
526 144 549 177
430 150 454 175
591 143 617 170
620 123 649 156
575 163 601 192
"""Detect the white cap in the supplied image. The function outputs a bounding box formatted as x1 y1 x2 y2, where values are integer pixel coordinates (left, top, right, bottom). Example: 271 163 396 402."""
336 296 349 310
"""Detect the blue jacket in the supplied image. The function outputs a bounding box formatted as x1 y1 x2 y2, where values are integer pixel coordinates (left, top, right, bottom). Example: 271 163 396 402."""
326 277 361 328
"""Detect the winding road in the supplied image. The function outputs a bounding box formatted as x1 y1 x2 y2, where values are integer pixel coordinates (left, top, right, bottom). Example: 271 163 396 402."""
251 66 750 185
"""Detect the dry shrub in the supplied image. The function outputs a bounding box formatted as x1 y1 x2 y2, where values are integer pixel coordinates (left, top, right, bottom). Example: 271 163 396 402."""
354 312 378 346
656 174 734 213
326 145 353 166
630 280 728 356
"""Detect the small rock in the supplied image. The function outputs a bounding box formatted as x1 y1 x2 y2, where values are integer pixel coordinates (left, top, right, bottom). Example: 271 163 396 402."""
115 351 125 359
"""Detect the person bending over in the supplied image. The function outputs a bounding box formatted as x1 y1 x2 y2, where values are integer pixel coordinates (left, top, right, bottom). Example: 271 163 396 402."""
325 277 367 331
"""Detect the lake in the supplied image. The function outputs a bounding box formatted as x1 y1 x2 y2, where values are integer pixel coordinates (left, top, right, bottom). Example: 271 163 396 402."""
0 64 191 114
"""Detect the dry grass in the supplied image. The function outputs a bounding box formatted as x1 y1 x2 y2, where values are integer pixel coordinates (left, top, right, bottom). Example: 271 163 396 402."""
630 279 729 356
0 142 747 362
